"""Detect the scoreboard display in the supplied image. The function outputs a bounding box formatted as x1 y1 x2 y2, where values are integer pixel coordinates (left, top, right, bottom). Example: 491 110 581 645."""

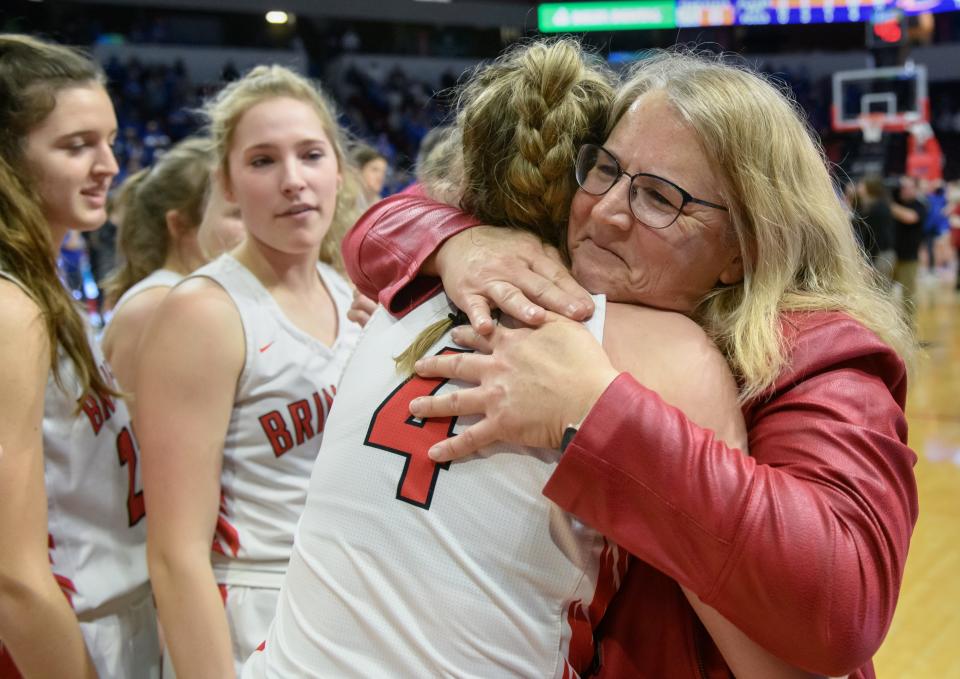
538 0 958 30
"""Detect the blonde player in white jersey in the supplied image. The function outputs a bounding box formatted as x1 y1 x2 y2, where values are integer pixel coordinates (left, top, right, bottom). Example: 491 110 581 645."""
247 40 825 679
101 136 222 406
137 65 364 677
0 34 158 677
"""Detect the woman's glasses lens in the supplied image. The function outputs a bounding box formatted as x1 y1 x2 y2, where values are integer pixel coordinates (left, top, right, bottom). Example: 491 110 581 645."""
575 144 683 229
575 144 612 194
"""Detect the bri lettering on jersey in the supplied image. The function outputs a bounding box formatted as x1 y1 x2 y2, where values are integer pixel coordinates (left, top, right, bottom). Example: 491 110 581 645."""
78 364 120 435
258 386 337 457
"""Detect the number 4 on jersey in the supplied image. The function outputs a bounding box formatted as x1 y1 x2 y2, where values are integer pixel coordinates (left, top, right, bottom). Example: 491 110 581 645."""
364 347 468 510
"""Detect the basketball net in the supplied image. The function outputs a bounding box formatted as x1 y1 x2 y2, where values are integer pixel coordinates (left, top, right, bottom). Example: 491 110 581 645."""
857 114 886 143
908 120 933 145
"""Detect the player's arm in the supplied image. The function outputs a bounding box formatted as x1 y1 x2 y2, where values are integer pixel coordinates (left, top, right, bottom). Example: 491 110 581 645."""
101 286 172 418
889 201 919 224
0 282 97 678
137 279 243 679
342 191 592 330
603 303 834 679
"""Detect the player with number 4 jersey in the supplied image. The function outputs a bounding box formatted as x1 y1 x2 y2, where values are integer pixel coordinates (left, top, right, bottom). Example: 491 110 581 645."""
246 292 632 678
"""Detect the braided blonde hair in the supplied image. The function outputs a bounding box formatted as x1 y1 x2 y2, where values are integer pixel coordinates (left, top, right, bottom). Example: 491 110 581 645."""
396 39 615 373
458 38 612 254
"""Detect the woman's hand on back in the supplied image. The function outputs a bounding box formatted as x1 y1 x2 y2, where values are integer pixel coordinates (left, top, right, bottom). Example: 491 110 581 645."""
432 226 595 335
409 313 618 460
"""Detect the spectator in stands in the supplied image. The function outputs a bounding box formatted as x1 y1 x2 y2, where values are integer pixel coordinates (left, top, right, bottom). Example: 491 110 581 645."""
59 229 87 299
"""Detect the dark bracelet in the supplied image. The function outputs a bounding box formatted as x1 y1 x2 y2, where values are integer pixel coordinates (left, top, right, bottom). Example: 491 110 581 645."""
560 424 580 454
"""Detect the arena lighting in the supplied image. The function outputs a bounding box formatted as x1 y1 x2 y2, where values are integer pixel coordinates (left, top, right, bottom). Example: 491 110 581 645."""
537 0 960 31
265 10 291 24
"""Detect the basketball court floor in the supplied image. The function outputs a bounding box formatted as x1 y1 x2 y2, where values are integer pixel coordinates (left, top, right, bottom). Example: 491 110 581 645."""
873 272 960 678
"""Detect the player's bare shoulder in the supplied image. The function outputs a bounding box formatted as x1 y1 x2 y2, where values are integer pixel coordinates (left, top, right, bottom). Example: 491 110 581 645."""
602 302 720 380
602 302 746 449
159 276 241 333
0 279 50 433
103 286 172 353
142 276 245 374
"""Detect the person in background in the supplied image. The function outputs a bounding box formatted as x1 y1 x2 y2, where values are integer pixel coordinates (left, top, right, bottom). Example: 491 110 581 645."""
891 174 928 323
59 228 87 298
101 137 213 405
343 48 918 678
920 179 950 274
857 175 896 283
197 169 245 261
948 180 960 290
353 142 388 204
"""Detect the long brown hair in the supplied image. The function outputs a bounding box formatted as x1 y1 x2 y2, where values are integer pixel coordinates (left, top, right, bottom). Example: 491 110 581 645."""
0 34 116 398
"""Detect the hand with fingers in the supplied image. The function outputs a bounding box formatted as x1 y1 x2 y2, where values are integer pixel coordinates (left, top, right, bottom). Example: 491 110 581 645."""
347 290 378 327
432 226 595 336
411 313 619 461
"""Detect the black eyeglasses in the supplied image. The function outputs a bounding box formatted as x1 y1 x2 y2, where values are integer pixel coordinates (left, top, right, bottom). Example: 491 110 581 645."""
574 144 728 229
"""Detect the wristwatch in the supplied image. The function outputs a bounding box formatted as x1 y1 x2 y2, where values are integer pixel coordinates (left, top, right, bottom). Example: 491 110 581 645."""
560 421 582 454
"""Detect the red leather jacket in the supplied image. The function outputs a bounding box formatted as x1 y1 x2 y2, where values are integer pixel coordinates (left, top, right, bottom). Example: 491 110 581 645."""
343 193 919 678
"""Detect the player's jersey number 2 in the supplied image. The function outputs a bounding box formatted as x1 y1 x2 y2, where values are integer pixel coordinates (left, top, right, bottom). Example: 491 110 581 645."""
117 426 146 526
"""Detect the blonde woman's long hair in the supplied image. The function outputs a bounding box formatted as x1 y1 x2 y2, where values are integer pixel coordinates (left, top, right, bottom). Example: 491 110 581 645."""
396 38 615 373
610 50 917 401
201 64 363 272
0 34 117 399
104 136 214 305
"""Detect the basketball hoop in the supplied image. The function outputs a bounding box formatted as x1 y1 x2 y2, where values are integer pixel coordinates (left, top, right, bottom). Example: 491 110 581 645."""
857 114 887 143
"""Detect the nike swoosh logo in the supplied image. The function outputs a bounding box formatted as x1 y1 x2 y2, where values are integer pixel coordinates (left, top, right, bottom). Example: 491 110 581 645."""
259 341 275 353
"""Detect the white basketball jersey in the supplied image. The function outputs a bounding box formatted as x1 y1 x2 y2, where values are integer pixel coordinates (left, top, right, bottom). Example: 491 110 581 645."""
246 292 628 679
190 254 361 577
0 270 149 616
110 268 183 316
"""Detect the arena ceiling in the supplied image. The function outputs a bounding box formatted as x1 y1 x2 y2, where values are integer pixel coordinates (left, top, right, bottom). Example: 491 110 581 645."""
55 0 540 29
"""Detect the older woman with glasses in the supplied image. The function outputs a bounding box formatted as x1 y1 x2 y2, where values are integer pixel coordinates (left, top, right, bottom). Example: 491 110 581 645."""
343 49 918 678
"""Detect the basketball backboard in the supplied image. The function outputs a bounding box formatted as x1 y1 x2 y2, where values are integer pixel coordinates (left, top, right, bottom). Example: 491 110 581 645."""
831 63 928 135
